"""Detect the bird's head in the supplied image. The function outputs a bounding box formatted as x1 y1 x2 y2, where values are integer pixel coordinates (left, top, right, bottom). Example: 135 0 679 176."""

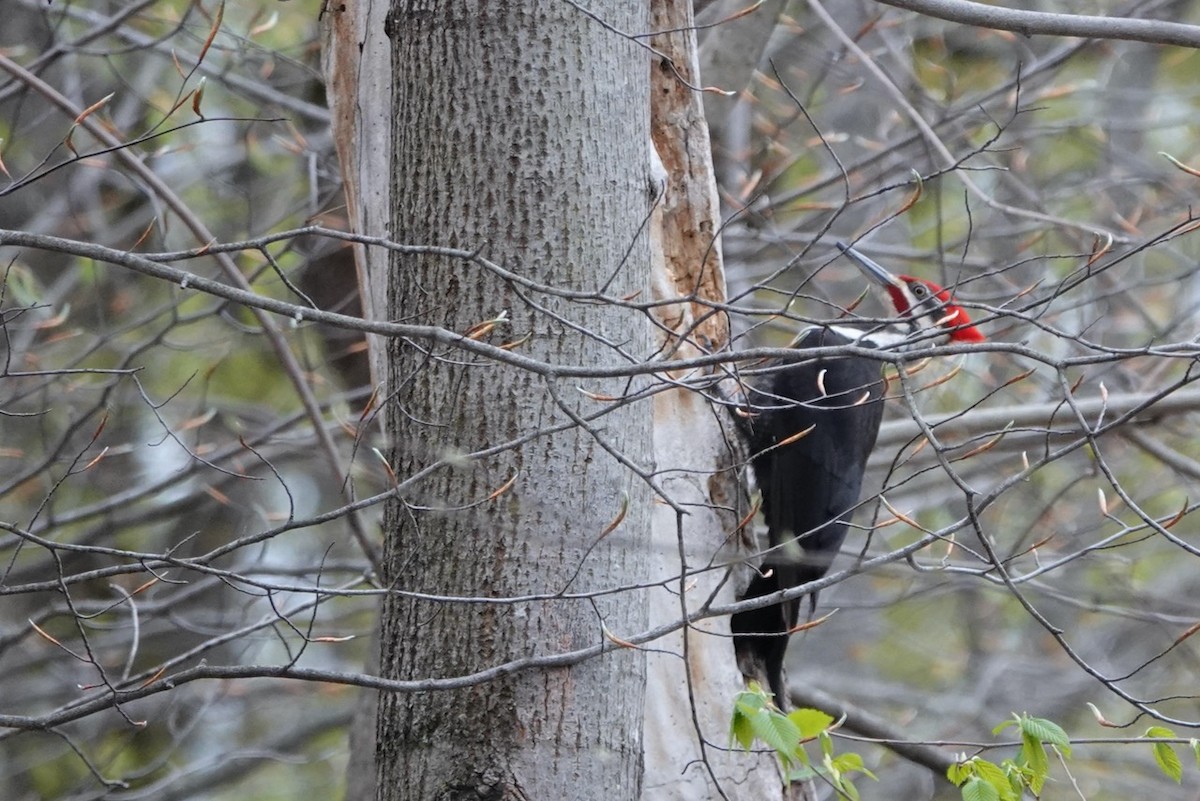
837 241 985 344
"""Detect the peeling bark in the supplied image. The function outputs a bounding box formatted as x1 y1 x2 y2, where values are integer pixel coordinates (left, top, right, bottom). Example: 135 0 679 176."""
322 0 393 387
641 3 787 799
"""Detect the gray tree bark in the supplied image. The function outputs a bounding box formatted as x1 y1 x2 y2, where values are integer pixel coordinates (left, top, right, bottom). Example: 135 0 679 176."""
326 1 788 799
373 4 655 799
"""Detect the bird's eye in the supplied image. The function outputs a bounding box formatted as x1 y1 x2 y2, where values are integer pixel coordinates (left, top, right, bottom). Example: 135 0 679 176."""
911 284 928 298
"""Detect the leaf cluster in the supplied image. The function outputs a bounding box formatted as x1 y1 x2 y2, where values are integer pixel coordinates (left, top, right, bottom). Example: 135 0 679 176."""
730 683 875 800
949 714 1200 799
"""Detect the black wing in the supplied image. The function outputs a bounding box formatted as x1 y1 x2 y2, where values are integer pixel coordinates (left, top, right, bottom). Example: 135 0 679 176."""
731 328 886 705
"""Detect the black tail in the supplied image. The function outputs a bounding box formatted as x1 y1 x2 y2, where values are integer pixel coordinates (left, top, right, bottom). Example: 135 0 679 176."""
730 567 803 707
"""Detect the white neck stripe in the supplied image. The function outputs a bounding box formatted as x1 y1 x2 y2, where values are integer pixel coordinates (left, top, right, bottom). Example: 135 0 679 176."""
799 324 915 350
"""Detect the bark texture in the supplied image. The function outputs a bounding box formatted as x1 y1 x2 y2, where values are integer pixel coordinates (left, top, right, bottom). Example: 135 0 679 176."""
376 4 655 800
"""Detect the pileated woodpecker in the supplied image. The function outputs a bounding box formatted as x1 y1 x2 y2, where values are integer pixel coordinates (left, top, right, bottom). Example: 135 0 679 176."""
731 242 985 706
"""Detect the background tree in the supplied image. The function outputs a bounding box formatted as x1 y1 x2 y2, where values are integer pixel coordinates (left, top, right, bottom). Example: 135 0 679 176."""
4 2 1200 800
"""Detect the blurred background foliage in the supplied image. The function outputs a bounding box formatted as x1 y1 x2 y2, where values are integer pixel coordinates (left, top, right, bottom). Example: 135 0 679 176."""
1 2 373 799
2 1 1200 799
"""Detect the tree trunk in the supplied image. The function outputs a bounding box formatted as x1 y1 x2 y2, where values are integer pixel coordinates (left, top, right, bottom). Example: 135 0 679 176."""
374 4 654 799
325 1 789 798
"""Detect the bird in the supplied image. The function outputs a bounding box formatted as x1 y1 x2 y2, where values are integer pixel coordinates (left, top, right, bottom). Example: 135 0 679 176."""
730 241 985 707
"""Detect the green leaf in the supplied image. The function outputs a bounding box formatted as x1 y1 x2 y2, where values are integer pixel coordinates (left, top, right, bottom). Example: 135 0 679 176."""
1144 726 1183 783
1005 711 1068 795
787 707 835 739
1018 732 1049 794
1152 741 1183 783
730 707 755 751
1019 731 1047 773
949 757 1020 801
1191 738 1200 769
730 687 770 751
734 687 767 715
747 707 801 760
1020 715 1071 755
832 751 864 772
1146 725 1177 740
831 751 877 781
1001 760 1030 799
962 776 1000 801
974 759 1018 801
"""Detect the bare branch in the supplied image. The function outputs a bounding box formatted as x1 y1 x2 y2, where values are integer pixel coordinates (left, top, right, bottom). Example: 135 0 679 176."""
875 0 1200 49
